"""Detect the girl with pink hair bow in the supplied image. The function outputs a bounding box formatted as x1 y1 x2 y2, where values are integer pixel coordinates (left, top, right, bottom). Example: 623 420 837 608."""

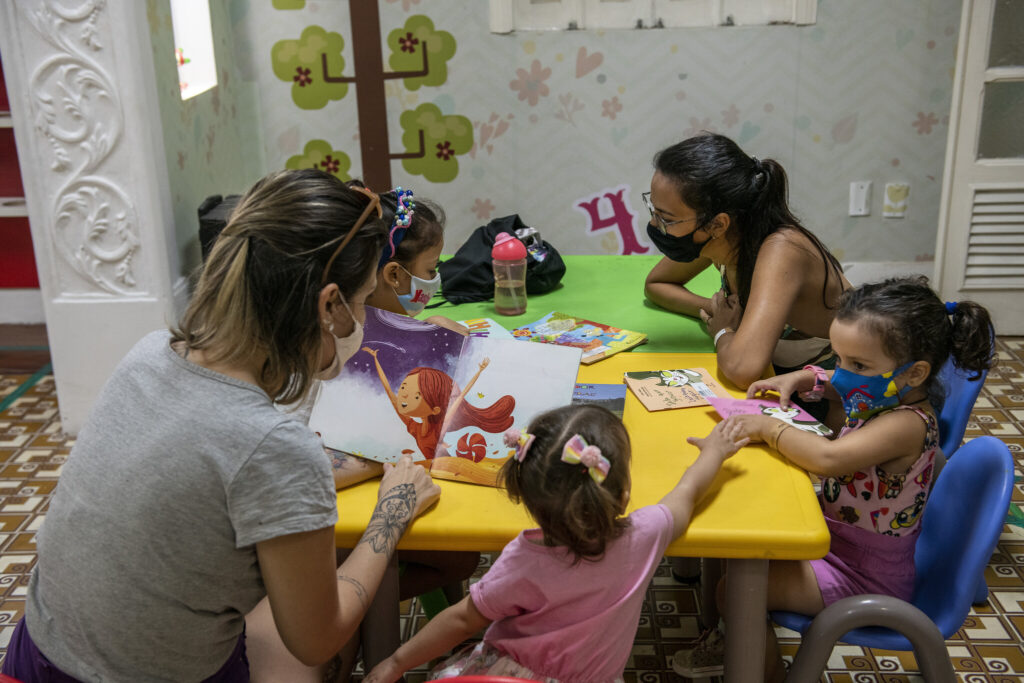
366 403 748 683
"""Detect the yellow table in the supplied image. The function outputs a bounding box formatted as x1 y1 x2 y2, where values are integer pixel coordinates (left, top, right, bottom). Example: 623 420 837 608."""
336 353 829 682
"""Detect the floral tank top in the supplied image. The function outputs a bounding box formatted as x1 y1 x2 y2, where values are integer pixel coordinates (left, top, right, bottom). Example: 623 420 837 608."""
820 404 938 537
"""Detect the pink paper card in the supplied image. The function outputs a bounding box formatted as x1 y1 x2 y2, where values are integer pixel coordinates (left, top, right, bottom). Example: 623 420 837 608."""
706 397 833 437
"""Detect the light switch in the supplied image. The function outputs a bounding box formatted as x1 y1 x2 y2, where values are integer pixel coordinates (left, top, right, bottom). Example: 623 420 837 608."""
849 181 871 216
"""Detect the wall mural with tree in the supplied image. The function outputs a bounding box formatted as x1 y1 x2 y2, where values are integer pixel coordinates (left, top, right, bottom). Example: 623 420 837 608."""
270 0 471 190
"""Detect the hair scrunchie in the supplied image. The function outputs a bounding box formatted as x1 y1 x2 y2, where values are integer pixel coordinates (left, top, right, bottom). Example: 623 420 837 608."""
945 301 958 316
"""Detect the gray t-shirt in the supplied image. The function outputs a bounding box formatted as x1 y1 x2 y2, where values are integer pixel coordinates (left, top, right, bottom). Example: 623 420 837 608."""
26 330 337 682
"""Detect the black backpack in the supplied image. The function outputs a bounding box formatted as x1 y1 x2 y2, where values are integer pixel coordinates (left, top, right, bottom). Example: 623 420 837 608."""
435 215 566 305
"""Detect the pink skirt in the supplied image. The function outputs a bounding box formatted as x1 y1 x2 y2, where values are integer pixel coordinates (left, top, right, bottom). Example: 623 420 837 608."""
811 516 918 606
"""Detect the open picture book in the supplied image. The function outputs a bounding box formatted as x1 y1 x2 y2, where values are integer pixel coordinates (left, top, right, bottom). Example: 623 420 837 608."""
623 368 729 411
706 396 833 437
510 311 647 364
309 308 582 486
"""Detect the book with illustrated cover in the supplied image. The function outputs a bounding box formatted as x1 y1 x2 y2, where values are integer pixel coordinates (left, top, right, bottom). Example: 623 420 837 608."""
623 368 729 411
456 317 514 339
706 396 833 437
510 311 647 364
571 383 628 418
310 307 581 486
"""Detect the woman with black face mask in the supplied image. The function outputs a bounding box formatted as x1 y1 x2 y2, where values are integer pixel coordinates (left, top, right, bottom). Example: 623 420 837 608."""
643 133 851 409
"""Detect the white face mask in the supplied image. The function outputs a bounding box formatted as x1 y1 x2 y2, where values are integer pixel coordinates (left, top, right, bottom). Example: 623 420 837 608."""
316 295 365 381
393 266 441 316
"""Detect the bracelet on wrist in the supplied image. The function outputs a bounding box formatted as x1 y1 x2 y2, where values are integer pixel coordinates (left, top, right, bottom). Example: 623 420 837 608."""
798 364 829 402
713 327 733 349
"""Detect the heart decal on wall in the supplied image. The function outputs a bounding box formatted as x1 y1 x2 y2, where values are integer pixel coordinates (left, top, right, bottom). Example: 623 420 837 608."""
576 47 603 78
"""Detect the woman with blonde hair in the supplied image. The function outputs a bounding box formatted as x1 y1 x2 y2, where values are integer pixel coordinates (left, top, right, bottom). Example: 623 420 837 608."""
4 169 440 682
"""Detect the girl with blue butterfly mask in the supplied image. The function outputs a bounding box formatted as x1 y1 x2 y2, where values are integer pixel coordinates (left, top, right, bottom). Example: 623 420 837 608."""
672 276 994 682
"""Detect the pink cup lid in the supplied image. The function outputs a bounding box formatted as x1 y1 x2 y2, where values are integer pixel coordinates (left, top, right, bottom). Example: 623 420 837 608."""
492 232 527 259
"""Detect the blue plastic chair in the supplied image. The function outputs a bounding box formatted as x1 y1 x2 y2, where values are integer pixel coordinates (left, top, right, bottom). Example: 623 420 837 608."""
937 356 989 458
772 435 1014 683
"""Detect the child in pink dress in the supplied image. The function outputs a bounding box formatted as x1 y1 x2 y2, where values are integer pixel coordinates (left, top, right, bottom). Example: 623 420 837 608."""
673 276 994 681
365 403 750 683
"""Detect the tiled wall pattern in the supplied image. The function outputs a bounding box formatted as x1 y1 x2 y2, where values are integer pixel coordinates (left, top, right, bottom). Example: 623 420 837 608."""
0 339 1023 680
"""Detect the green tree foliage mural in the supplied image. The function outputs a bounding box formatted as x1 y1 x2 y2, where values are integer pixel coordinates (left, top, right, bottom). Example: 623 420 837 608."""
271 26 347 110
271 2 472 189
401 104 472 183
285 139 352 181
387 16 456 91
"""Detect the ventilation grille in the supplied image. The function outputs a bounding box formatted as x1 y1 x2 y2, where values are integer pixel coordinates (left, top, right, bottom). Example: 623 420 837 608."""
964 187 1024 288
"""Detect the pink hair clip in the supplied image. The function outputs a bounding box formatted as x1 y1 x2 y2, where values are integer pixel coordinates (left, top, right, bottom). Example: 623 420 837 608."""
503 428 535 462
561 434 610 485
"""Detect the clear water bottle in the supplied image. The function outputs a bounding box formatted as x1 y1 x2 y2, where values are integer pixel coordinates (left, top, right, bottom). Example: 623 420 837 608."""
491 232 527 316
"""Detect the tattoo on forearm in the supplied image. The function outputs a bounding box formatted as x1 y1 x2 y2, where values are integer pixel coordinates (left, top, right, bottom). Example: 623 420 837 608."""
331 451 351 471
360 483 415 554
337 574 369 610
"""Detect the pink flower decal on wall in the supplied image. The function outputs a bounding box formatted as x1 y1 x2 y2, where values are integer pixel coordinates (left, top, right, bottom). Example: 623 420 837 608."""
471 198 495 221
601 96 622 120
510 60 551 106
385 0 421 10
912 112 939 135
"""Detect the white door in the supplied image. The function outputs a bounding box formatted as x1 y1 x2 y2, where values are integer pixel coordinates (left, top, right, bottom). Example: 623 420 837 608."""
935 0 1024 334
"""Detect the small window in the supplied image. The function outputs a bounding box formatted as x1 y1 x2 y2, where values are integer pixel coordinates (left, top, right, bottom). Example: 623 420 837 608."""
170 0 218 99
489 0 816 32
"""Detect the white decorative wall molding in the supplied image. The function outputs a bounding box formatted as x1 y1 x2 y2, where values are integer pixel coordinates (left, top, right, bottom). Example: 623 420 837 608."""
0 0 180 433
20 0 143 296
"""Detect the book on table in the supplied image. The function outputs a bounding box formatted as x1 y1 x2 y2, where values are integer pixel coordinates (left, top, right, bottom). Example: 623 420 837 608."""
623 368 729 411
571 383 628 419
706 396 833 437
456 317 514 339
310 307 582 486
509 311 647 364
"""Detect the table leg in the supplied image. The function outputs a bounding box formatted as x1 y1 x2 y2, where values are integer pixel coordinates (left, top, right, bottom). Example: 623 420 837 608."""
723 558 768 683
359 553 402 669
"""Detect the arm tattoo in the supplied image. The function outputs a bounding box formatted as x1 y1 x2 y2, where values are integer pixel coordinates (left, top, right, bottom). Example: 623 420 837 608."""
337 574 369 610
331 450 351 471
359 483 415 554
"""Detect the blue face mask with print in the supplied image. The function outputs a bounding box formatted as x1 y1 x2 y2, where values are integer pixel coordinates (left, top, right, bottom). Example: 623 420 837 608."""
394 268 441 316
830 362 914 422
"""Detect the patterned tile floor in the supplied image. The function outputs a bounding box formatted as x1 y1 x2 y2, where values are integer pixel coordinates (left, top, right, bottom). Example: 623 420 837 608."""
1 332 1023 682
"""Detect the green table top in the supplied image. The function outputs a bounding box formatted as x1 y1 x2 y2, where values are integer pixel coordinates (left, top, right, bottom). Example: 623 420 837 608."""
429 254 719 353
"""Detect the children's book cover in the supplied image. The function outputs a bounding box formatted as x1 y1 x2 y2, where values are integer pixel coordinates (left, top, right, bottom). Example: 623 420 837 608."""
310 307 581 486
623 368 728 411
571 383 628 418
456 317 514 339
706 397 833 437
510 311 647 364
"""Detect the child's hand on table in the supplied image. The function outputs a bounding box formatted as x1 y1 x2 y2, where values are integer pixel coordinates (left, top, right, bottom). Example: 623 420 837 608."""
687 418 750 463
747 368 817 408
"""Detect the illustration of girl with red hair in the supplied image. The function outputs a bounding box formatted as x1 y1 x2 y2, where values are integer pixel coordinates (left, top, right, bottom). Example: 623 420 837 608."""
362 347 515 459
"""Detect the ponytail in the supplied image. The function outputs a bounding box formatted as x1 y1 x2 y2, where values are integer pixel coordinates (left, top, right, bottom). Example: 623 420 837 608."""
948 301 995 380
